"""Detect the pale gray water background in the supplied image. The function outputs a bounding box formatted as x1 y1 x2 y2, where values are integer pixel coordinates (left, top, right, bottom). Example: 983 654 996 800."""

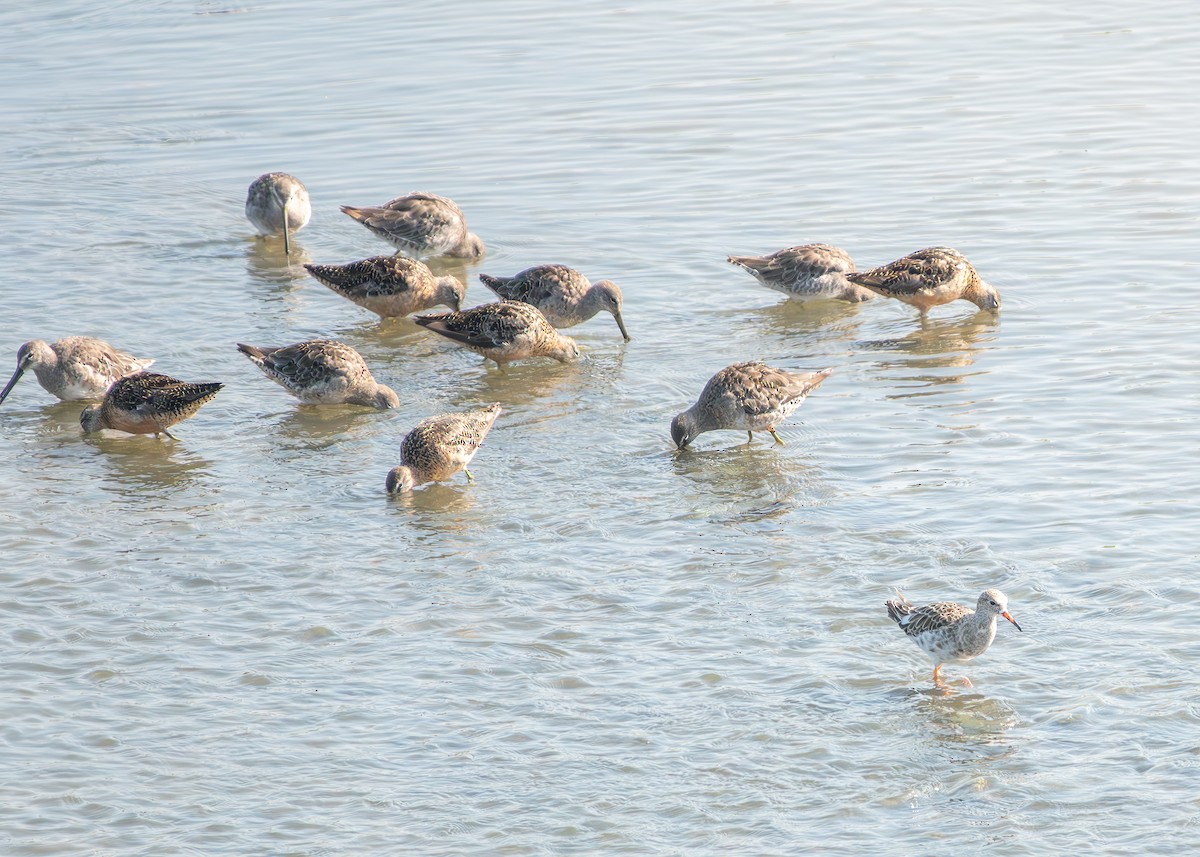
1 1 1198 854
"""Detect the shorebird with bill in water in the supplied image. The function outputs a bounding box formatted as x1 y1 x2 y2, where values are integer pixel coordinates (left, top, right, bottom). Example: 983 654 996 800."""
387 403 502 494
237 339 399 408
245 172 311 256
80 372 223 439
304 255 465 320
726 243 875 303
340 191 484 260
415 301 579 368
846 247 999 315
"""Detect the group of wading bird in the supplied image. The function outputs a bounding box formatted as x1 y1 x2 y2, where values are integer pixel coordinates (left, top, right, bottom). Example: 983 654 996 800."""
3 172 1020 685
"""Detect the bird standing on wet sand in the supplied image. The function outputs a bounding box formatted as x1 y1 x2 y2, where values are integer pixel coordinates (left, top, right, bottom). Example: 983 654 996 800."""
846 246 1000 314
245 172 311 256
386 403 502 494
80 372 223 438
0 337 155 406
414 301 580 368
479 264 630 341
340 191 484 259
304 255 465 319
726 243 875 303
886 588 1022 686
671 362 832 449
237 339 399 409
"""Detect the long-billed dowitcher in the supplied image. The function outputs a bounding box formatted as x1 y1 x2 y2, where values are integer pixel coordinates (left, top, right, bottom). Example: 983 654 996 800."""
245 172 311 255
886 589 1022 685
726 244 875 302
80 372 222 438
479 264 630 341
340 191 484 259
671 362 832 449
0 337 154 406
304 255 465 319
414 301 580 368
846 247 1000 314
237 339 399 408
386 403 502 493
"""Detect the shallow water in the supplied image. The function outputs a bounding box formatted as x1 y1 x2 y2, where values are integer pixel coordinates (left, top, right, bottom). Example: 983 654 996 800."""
2 1 1199 854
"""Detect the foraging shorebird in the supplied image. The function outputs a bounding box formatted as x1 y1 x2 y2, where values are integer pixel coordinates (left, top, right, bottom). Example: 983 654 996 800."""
340 191 484 259
479 264 630 340
414 301 580 368
245 172 311 255
237 339 399 408
846 247 999 314
304 255 465 319
0 337 154 406
670 362 832 449
386 403 502 493
886 589 1022 685
80 372 222 438
726 243 875 302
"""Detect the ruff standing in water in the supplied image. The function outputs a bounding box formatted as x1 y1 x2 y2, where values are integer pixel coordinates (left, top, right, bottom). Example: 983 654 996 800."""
80 372 222 438
846 246 1000 314
726 244 875 302
0 337 154 405
304 255 465 319
245 172 311 256
886 589 1022 686
237 339 399 408
340 191 484 259
386 403 502 494
671 362 832 449
479 264 630 340
414 301 580 368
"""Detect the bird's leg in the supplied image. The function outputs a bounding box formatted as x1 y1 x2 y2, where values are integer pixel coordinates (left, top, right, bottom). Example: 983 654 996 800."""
745 431 754 444
953 676 974 688
161 428 178 440
932 664 944 685
464 469 474 483
769 427 784 445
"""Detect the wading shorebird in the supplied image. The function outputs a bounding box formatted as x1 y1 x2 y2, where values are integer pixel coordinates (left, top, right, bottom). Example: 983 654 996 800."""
80 372 223 438
846 247 1000 315
886 588 1022 686
304 255 465 320
479 264 630 340
0 337 154 406
414 301 580 368
726 243 875 302
245 172 311 255
670 362 832 449
340 191 484 259
237 339 399 408
386 403 502 494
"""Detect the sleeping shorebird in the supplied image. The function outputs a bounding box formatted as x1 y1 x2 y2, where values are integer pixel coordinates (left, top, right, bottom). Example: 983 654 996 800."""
886 588 1022 686
80 372 222 438
414 301 580 368
245 172 311 256
340 191 484 259
846 247 1000 315
670 362 832 449
237 339 399 408
386 403 502 494
726 243 875 302
304 255 465 319
479 264 630 340
0 337 154 406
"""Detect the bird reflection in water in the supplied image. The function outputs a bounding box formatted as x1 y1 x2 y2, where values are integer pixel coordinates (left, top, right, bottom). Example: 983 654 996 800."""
859 312 998 396
83 433 215 495
245 240 313 289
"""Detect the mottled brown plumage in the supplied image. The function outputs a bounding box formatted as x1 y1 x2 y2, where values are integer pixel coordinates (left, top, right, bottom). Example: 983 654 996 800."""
671 362 832 449
886 588 1022 685
726 244 875 302
479 264 629 340
0 337 154 405
245 172 311 255
386 403 502 493
80 372 222 438
304 255 465 319
846 247 999 314
340 191 484 259
414 301 580 367
237 339 399 408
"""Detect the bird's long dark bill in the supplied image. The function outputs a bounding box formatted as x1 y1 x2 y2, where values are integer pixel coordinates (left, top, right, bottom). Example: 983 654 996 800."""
0 365 27 405
282 199 291 256
1002 611 1023 632
615 310 630 342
